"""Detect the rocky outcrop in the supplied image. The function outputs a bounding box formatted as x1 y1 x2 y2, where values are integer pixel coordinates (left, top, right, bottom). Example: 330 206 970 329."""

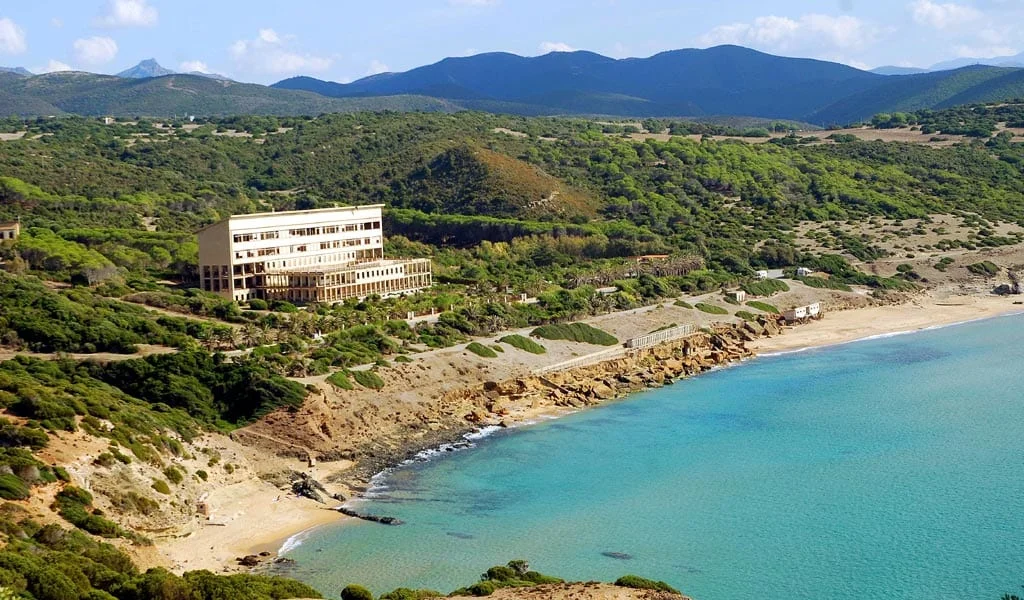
335 506 403 525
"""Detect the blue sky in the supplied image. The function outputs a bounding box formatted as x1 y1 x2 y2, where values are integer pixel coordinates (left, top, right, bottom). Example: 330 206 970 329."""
1 0 1023 83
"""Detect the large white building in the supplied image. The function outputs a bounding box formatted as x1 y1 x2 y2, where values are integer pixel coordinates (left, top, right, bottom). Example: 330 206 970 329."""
197 205 431 303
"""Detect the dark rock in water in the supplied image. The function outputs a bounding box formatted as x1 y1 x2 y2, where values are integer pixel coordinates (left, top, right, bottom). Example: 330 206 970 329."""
601 551 633 560
237 555 261 567
336 506 403 525
447 531 474 539
274 557 296 565
259 551 272 557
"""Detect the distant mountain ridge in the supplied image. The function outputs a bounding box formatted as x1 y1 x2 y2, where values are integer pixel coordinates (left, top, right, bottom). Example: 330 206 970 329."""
116 59 175 79
274 45 1024 123
0 66 32 77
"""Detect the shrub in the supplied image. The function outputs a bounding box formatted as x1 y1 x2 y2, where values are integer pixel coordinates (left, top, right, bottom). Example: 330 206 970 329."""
735 311 758 321
746 301 779 314
531 323 619 346
673 300 693 309
195 470 208 481
341 584 374 600
352 370 384 390
247 299 268 310
490 345 504 353
467 581 498 596
967 261 1000 277
163 466 184 485
151 480 171 495
395 355 413 363
723 296 740 306
0 475 29 501
742 279 790 297
499 335 546 354
694 303 728 315
326 372 354 390
614 575 680 594
798 276 852 292
379 588 443 600
466 342 498 358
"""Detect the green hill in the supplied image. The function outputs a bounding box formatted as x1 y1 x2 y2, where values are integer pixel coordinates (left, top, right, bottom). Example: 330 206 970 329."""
0 71 459 117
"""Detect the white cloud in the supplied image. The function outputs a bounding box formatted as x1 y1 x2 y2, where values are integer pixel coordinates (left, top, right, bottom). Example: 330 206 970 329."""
910 0 982 29
366 60 390 75
954 44 1018 57
37 59 72 73
230 29 332 75
539 41 576 53
179 60 210 73
73 36 119 65
95 0 158 28
0 17 27 55
699 14 877 52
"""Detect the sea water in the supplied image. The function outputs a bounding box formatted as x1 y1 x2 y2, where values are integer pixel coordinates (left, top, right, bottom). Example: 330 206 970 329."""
278 314 1024 600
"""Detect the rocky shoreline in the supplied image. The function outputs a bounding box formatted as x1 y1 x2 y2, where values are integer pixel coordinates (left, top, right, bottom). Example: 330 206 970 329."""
336 315 785 495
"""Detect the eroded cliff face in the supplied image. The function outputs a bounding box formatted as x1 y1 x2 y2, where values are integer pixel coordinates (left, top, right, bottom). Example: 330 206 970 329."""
236 317 785 491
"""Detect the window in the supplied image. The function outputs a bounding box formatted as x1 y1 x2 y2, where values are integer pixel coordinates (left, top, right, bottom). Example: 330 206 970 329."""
295 245 308 252
372 221 381 229
260 231 279 240
233 233 255 243
323 226 339 234
258 248 280 257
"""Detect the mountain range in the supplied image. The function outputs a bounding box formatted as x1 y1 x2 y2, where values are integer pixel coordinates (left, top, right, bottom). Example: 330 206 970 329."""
872 51 1024 75
2 47 1024 123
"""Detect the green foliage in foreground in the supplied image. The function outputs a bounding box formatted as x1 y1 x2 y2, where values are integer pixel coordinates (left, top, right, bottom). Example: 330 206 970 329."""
531 323 619 346
742 278 790 297
0 504 322 600
448 561 565 597
614 575 681 594
746 301 779 314
967 261 1001 277
352 370 385 390
695 303 729 315
341 585 375 600
499 335 547 354
326 371 355 390
466 342 498 358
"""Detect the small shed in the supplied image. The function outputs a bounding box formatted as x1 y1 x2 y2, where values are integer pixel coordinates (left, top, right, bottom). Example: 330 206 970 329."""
0 221 20 241
796 267 814 277
755 270 769 280
783 306 808 321
728 290 747 302
807 302 821 317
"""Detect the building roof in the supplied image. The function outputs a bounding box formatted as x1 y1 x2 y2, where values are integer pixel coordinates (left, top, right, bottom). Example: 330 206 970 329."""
196 204 385 234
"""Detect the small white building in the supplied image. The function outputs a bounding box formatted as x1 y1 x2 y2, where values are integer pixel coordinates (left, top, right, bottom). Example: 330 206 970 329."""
0 221 20 241
728 290 747 302
796 267 814 277
755 270 769 280
807 302 821 317
783 306 808 321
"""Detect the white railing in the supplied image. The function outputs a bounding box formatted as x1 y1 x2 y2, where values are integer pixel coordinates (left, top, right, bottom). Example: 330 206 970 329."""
624 323 696 349
533 347 627 375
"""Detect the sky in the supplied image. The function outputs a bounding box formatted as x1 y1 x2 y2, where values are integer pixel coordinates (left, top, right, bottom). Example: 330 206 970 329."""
1 0 1023 83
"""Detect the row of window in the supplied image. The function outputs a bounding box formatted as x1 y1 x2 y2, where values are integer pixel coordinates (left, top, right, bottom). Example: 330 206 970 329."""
233 223 382 245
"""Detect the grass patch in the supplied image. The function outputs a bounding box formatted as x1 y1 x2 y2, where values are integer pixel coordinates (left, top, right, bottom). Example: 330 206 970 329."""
395 355 413 363
723 296 741 306
326 371 354 390
352 370 385 390
490 344 504 353
531 323 619 346
694 303 729 315
746 300 779 313
499 334 547 354
798 276 852 292
967 261 1000 276
673 300 693 309
466 342 499 358
735 311 758 321
742 279 790 297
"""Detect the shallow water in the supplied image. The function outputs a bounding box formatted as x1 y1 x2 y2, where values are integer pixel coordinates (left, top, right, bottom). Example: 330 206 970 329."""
279 315 1024 600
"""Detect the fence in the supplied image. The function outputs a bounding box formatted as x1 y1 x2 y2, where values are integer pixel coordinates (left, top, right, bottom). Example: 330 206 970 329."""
624 323 696 350
533 347 627 375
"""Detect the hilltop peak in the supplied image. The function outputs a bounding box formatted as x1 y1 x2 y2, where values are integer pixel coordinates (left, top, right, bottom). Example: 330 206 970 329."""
116 59 175 79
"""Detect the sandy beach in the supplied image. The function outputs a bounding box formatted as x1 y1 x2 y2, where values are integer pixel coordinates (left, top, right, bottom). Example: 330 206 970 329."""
751 293 1023 354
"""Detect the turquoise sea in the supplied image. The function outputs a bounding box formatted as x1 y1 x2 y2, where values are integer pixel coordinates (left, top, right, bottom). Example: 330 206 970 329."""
279 315 1024 600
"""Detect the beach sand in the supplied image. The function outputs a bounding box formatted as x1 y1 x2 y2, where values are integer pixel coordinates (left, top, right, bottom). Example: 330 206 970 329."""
751 293 1022 354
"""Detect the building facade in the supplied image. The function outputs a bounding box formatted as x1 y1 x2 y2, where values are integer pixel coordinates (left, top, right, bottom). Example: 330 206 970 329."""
197 205 431 303
0 221 20 241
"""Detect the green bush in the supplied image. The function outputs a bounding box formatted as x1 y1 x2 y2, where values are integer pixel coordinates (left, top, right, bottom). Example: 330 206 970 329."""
614 575 680 594
466 581 498 597
735 311 758 321
798 276 852 292
326 371 354 390
247 298 268 310
0 475 29 501
499 335 546 354
723 296 740 306
162 466 183 485
746 301 779 314
395 355 413 363
352 370 385 390
967 261 1000 276
694 303 729 315
531 323 619 346
341 584 374 600
673 300 693 309
742 279 790 297
379 588 443 600
151 479 171 495
466 342 498 358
